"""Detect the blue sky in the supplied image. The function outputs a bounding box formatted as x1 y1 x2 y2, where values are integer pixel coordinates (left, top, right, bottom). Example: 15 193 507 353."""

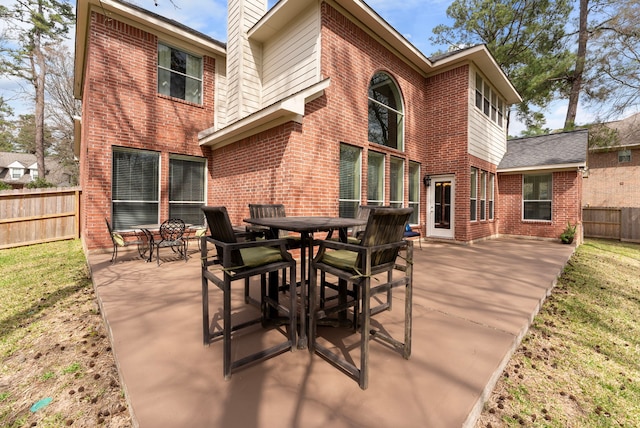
0 0 596 135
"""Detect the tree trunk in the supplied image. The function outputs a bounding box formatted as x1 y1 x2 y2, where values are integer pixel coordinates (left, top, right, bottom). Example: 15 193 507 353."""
565 0 589 129
34 0 47 180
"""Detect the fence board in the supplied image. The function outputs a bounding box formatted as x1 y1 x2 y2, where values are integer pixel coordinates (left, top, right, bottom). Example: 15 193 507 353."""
0 187 81 249
583 207 640 242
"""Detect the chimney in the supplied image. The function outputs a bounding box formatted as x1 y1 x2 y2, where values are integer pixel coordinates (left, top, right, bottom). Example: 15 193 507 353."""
226 0 267 123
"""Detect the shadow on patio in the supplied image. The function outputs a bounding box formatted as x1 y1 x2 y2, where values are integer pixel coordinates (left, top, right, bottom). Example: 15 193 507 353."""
88 238 575 428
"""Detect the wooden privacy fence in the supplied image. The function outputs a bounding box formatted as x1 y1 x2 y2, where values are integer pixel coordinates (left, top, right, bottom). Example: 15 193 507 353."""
583 207 640 242
0 187 81 250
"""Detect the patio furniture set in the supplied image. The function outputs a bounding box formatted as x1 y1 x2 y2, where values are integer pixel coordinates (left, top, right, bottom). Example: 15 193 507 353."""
200 204 415 389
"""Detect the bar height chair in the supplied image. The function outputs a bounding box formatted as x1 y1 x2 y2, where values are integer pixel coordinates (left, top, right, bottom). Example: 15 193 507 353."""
201 206 297 379
309 207 414 389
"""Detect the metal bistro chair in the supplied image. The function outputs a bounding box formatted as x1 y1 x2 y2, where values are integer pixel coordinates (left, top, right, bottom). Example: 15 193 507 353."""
153 218 187 265
105 218 147 264
309 207 414 389
201 206 297 380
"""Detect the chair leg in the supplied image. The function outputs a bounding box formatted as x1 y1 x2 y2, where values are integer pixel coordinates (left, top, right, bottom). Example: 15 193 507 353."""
223 275 232 380
111 245 117 264
360 277 371 390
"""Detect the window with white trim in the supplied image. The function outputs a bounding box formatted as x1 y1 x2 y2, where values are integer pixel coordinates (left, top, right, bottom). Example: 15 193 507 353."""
389 157 404 208
339 143 362 218
367 151 385 206
488 173 495 220
112 148 159 230
618 150 631 163
169 156 206 226
470 167 478 221
10 168 22 180
408 161 420 224
368 72 404 150
475 73 505 127
523 174 552 221
158 43 203 104
480 170 487 221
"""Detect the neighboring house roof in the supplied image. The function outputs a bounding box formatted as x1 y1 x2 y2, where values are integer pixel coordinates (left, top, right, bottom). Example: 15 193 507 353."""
498 129 588 173
589 112 640 152
0 152 73 186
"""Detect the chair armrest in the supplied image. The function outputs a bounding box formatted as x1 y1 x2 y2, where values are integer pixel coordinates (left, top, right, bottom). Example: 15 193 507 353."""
204 236 294 267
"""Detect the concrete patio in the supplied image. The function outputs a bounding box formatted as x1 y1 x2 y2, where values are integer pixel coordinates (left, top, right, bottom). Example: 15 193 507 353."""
88 237 575 428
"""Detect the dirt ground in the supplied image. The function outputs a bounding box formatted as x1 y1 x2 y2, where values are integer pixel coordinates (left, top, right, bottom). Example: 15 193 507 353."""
1 285 132 427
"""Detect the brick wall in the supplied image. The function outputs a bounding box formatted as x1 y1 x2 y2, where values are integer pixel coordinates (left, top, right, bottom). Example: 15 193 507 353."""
81 12 215 250
497 171 583 240
583 148 640 208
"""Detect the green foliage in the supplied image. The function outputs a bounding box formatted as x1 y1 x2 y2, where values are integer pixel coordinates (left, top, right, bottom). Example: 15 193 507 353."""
560 221 576 243
61 362 81 374
26 177 55 189
0 97 14 151
0 182 11 191
431 0 574 131
13 114 54 154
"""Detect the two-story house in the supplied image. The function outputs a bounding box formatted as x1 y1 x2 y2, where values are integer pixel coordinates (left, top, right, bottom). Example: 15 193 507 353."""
74 0 583 252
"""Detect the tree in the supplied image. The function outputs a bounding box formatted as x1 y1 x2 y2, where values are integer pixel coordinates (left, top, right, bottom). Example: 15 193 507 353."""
45 44 80 184
0 0 74 178
564 0 589 129
584 0 640 120
0 97 15 151
13 114 53 154
431 0 574 131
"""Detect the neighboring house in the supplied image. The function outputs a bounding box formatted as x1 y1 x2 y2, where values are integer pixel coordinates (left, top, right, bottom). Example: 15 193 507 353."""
497 130 588 241
583 113 640 208
0 152 73 189
74 0 581 252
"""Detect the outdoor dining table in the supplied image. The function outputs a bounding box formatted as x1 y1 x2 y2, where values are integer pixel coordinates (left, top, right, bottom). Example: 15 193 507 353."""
133 222 194 262
243 216 367 348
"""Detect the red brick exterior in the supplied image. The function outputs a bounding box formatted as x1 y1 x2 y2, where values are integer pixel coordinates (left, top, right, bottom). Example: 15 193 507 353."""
583 148 640 208
497 171 583 240
79 3 583 251
80 12 215 250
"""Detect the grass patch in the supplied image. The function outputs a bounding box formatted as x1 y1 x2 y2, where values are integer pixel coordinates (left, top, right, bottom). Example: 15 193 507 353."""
477 239 640 427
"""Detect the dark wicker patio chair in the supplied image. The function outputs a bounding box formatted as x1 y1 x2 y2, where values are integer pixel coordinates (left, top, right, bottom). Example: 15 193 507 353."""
153 218 187 265
309 207 414 389
105 218 146 264
201 206 297 379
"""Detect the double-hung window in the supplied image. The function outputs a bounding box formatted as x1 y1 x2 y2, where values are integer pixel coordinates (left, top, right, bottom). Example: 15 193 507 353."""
367 151 385 206
523 174 552 221
112 148 159 230
10 168 22 180
475 73 505 128
368 72 404 150
488 173 495 220
169 156 206 226
389 157 404 208
158 43 203 104
339 143 362 218
470 167 478 221
408 161 420 224
480 170 487 221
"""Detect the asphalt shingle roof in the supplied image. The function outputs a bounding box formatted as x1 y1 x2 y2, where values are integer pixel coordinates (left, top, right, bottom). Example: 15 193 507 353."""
498 129 588 171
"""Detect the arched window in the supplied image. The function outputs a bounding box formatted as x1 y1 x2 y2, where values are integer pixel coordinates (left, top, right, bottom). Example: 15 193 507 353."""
368 72 404 150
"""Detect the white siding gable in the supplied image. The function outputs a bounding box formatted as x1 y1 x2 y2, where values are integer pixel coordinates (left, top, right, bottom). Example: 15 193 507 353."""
261 4 321 107
468 66 508 165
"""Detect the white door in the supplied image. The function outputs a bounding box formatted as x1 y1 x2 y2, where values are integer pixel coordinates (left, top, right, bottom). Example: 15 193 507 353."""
427 175 455 239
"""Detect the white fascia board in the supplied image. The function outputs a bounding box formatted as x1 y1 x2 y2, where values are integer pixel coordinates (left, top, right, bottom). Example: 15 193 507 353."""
497 162 587 174
7 161 26 168
199 78 330 149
